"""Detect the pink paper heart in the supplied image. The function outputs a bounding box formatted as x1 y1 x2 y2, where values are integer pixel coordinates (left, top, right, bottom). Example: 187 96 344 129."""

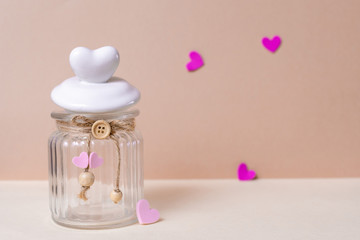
136 199 160 225
186 51 204 71
72 152 89 169
262 36 281 53
237 163 256 181
89 152 104 169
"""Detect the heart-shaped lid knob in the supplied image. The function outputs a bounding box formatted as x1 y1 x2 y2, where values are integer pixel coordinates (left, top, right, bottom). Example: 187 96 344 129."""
51 46 140 113
70 46 119 83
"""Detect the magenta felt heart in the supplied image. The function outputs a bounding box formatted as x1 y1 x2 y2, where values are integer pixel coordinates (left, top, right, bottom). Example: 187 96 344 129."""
237 163 256 181
72 152 89 169
186 51 204 71
262 36 281 53
136 199 160 225
89 152 103 169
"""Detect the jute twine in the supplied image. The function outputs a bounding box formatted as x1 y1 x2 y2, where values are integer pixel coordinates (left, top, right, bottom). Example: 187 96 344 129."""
57 115 135 201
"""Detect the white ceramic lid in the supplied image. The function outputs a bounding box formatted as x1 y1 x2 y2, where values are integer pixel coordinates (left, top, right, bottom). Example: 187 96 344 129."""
51 46 140 113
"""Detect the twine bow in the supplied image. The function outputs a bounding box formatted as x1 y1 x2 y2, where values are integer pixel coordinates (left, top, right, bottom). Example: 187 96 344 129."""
57 115 135 134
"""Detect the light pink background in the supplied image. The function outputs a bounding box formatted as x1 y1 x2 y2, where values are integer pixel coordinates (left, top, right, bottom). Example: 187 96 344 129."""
1 0 359 180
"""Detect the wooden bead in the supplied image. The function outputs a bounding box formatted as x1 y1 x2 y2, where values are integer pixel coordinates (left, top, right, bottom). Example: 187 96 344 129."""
78 172 95 187
110 189 123 204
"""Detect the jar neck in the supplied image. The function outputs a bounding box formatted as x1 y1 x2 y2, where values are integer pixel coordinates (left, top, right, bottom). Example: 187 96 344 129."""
51 109 139 121
53 109 138 133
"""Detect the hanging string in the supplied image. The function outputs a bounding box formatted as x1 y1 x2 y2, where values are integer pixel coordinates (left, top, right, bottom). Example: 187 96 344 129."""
78 133 92 201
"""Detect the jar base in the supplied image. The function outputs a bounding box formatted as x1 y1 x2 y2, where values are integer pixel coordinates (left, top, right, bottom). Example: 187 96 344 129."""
51 214 138 229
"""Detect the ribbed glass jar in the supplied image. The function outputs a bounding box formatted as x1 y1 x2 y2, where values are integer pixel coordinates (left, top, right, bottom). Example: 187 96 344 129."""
48 109 143 229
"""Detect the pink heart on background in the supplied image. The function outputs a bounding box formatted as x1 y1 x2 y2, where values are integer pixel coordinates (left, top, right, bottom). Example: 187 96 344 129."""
136 199 160 224
72 152 89 168
186 51 204 71
89 152 104 169
237 163 256 181
262 36 281 53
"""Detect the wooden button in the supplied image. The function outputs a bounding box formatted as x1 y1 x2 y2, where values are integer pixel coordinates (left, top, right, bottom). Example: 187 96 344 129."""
91 120 111 139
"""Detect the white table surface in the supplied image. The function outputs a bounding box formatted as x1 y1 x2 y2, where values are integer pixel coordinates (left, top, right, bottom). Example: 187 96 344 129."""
0 179 359 240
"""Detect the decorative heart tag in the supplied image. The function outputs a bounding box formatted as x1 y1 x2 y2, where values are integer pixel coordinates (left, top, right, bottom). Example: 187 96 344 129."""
262 36 281 53
186 51 204 71
69 46 119 83
72 152 89 169
136 199 160 225
237 163 256 181
72 152 104 169
89 152 104 168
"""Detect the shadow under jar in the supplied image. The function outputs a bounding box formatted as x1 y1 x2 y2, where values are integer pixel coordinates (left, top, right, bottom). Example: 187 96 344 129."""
48 109 143 229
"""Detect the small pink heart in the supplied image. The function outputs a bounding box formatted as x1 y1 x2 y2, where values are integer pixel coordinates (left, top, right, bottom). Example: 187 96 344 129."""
136 199 160 225
237 163 256 181
262 36 281 53
186 51 204 71
89 152 104 169
72 152 89 169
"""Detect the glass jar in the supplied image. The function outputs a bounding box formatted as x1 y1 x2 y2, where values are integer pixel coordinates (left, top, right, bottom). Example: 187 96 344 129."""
48 109 143 229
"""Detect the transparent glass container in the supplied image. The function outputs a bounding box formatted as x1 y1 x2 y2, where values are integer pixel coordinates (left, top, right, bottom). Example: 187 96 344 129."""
48 109 143 229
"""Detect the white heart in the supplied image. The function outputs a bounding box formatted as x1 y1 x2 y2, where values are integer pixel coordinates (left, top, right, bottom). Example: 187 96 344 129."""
69 46 120 83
